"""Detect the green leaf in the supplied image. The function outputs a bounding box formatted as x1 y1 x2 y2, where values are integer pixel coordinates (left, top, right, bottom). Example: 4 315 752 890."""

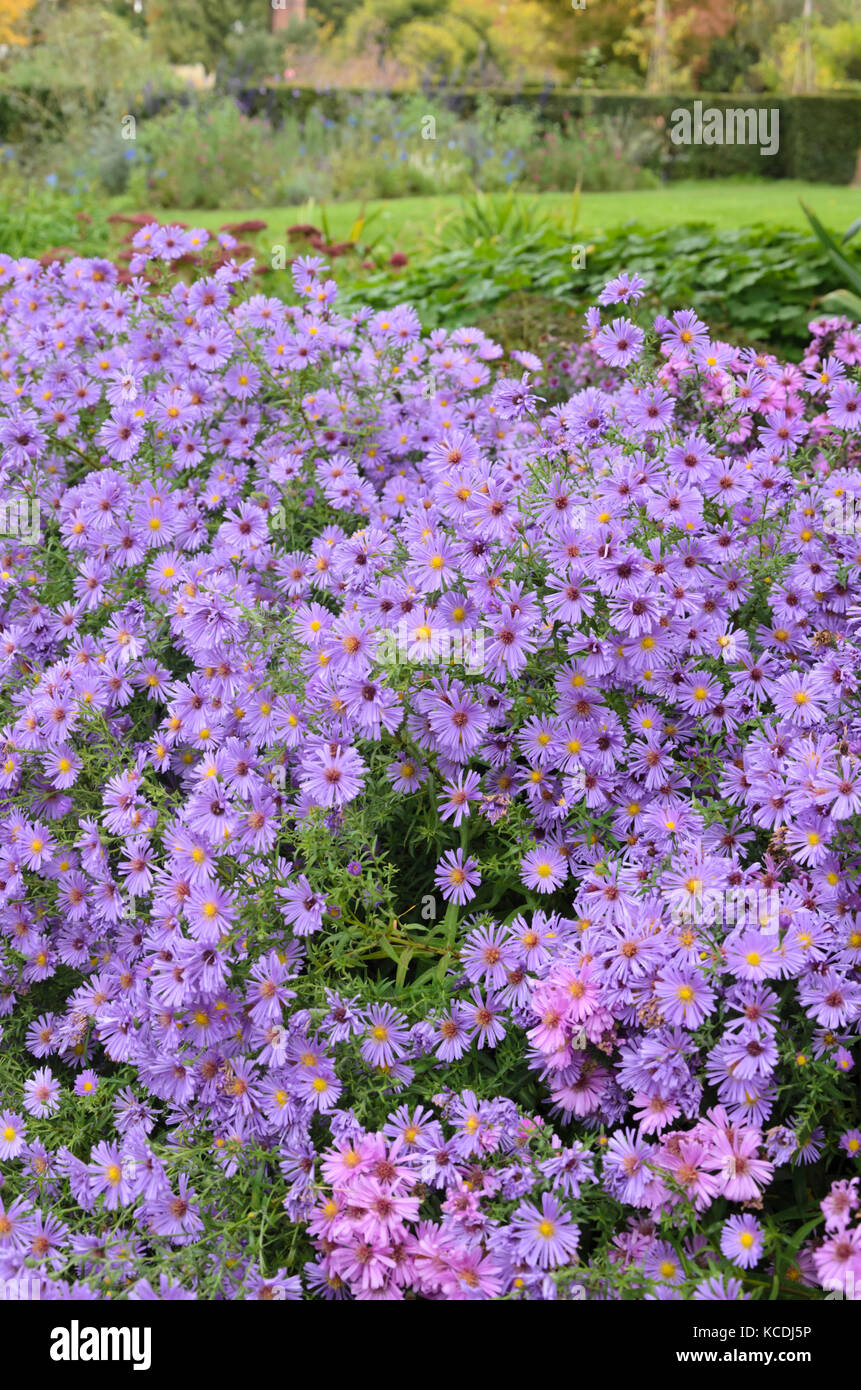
801 201 861 298
785 1210 824 1256
395 946 414 990
820 288 861 322
377 934 401 965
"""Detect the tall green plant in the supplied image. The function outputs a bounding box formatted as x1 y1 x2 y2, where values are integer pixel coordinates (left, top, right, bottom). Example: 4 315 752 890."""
801 201 861 322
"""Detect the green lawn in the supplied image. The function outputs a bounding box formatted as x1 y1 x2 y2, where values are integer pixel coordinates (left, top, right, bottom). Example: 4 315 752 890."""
150 180 861 255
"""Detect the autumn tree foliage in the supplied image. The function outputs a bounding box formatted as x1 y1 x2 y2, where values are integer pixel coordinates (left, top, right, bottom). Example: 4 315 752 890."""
0 0 36 47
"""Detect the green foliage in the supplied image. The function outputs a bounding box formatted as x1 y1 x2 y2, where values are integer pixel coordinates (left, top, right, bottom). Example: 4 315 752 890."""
0 178 110 259
308 0 365 34
816 18 861 87
130 101 320 211
341 0 506 84
339 218 861 356
145 0 265 72
801 200 861 320
698 34 762 94
522 111 661 192
2 82 860 194
240 88 861 186
2 5 177 120
439 188 561 246
5 5 161 94
0 5 181 192
1 85 672 208
215 25 293 93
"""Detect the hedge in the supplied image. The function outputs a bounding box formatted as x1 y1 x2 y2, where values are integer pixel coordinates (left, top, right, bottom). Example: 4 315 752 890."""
1 81 859 184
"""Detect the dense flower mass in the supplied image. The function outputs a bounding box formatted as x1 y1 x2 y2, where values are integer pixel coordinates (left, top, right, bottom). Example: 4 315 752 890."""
0 229 860 1300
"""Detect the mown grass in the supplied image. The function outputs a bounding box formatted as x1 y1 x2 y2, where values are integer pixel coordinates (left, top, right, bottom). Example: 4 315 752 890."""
140 180 861 257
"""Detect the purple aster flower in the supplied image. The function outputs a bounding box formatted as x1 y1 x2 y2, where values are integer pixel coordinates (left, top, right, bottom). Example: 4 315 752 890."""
434 848 481 905
595 317 645 368
360 1004 411 1069
721 1214 764 1268
0 1109 26 1159
510 1193 580 1269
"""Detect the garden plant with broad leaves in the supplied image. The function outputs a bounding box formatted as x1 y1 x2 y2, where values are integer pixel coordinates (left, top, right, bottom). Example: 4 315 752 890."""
0 227 860 1300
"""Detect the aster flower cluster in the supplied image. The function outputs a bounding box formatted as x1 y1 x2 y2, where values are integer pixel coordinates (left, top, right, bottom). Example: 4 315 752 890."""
0 232 859 1300
305 1102 587 1299
812 1175 861 1296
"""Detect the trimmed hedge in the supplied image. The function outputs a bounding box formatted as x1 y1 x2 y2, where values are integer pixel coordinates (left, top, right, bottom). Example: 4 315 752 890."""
1 81 859 184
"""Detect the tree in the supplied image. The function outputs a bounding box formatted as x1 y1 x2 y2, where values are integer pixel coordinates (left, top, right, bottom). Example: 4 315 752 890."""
0 0 36 47
7 3 164 95
307 0 364 34
741 0 861 92
530 0 648 84
646 0 669 89
146 0 271 72
341 0 442 71
337 0 556 81
794 0 815 90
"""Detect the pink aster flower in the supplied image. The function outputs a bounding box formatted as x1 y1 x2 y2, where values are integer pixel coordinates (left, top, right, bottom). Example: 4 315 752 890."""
594 317 645 368
705 1129 773 1202
300 742 366 808
821 1178 859 1232
23 1067 60 1117
598 271 647 306
813 1227 861 1293
827 380 861 431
